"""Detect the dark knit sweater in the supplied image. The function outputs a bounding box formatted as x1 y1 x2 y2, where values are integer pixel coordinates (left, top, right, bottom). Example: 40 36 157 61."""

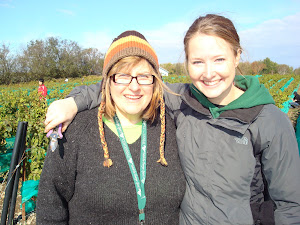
36 107 186 225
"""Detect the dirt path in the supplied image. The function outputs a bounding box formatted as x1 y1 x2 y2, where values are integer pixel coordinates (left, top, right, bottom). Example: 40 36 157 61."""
0 180 36 224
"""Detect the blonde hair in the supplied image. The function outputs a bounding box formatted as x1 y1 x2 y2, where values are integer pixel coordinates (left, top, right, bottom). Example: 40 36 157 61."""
102 56 165 122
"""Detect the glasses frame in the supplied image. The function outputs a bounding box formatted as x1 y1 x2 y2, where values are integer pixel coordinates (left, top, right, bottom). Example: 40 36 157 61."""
111 73 155 85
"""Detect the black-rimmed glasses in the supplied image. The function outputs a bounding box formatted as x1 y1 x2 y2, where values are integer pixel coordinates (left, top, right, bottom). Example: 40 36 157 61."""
111 73 155 85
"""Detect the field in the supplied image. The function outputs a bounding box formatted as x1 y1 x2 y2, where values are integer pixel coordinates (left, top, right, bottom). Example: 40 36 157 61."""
0 73 300 224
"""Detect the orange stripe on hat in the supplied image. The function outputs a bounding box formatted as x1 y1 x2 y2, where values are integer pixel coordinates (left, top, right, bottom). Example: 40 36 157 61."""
103 40 158 70
101 30 160 91
107 35 156 56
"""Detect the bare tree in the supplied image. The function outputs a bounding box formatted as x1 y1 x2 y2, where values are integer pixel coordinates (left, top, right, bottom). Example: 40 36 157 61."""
81 48 104 75
251 61 266 75
0 43 16 84
237 61 252 75
277 64 293 75
294 67 300 76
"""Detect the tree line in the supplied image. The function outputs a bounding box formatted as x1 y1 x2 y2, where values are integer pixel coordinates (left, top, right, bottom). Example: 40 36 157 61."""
0 37 104 84
1 36 299 85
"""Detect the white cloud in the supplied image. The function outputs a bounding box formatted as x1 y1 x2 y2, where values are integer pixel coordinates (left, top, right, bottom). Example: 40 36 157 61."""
142 22 188 63
79 12 300 68
80 22 189 64
0 3 14 8
240 12 300 68
0 0 14 8
56 9 75 16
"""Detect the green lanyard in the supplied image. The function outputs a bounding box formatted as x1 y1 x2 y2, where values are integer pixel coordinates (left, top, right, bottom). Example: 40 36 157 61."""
113 115 147 224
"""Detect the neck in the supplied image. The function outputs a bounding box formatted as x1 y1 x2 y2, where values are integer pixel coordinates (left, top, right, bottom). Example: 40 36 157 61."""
115 110 142 127
209 84 244 105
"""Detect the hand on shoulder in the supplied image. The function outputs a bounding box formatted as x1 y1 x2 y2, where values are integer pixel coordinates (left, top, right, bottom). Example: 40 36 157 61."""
44 97 78 133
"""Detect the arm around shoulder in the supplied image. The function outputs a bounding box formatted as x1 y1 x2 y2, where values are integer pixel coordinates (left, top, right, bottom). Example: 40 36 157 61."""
44 82 102 132
44 97 78 133
67 82 102 112
163 83 188 117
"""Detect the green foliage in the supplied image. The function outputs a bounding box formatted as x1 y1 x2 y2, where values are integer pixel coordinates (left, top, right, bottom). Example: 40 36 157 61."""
262 57 278 75
162 75 191 83
160 63 186 76
0 74 298 180
0 88 49 179
0 37 104 85
0 76 102 179
258 74 300 109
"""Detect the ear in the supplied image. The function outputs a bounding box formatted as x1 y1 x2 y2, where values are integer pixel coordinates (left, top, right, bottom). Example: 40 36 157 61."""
235 49 241 67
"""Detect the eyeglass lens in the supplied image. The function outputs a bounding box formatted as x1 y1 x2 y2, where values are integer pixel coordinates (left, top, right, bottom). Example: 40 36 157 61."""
113 73 154 85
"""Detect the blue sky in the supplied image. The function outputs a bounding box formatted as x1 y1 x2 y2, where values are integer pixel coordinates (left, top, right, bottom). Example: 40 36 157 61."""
1 0 300 68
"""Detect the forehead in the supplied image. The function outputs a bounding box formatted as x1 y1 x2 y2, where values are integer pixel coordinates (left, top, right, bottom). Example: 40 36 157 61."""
188 34 233 56
118 59 154 74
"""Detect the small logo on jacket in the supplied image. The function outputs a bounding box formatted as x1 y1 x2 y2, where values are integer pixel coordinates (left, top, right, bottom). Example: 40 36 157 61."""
234 137 248 145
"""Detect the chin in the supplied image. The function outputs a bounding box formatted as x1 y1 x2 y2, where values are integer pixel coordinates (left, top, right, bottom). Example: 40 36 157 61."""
203 90 222 99
125 109 143 116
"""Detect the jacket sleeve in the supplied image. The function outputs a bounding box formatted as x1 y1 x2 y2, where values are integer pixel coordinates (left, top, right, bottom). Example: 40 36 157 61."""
36 133 78 224
259 107 300 224
163 83 188 118
66 82 102 112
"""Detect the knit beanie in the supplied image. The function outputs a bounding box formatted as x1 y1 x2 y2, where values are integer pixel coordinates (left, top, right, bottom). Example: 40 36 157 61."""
97 30 167 168
101 30 160 91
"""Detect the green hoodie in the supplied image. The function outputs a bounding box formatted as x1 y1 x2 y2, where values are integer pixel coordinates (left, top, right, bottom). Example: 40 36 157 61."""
190 75 275 118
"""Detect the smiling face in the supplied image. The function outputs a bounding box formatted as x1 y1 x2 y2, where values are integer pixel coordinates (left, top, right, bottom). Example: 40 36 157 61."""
109 60 154 123
187 34 242 105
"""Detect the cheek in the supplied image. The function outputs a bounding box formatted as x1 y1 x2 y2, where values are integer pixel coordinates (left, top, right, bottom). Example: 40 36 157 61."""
222 62 236 77
188 64 201 81
144 87 154 103
110 85 121 102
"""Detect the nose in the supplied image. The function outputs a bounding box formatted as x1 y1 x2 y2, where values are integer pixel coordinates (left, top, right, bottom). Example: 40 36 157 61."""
203 63 214 79
128 77 141 91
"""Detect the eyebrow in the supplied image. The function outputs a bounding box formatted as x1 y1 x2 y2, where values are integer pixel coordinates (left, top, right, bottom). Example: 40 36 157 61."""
118 71 152 75
190 54 226 60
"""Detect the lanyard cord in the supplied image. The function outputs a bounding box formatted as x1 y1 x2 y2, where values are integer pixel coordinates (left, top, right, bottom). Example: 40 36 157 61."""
113 115 147 223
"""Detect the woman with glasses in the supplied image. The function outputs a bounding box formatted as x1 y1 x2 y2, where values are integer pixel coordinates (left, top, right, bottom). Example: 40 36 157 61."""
36 31 186 224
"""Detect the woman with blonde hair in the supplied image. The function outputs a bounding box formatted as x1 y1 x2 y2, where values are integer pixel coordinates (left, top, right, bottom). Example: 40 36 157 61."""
37 30 186 224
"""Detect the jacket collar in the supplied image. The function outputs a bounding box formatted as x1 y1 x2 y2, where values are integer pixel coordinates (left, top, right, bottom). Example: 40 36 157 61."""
182 88 264 124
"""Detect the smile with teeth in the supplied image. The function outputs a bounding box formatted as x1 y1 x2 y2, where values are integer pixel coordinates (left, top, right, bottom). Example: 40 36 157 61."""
203 80 220 86
124 95 142 100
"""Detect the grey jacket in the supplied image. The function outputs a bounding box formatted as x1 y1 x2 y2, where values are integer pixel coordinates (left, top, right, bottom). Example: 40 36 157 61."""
68 81 300 224
164 83 300 225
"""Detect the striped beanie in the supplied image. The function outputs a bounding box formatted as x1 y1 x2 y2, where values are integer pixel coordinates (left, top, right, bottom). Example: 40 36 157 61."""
98 30 168 168
101 30 160 90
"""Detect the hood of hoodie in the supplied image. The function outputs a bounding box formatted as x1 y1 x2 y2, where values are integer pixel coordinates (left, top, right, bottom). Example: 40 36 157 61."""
190 75 275 119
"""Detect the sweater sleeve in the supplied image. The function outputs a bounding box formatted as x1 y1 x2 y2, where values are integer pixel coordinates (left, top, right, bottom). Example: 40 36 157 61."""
260 107 300 224
66 82 102 112
36 133 78 224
